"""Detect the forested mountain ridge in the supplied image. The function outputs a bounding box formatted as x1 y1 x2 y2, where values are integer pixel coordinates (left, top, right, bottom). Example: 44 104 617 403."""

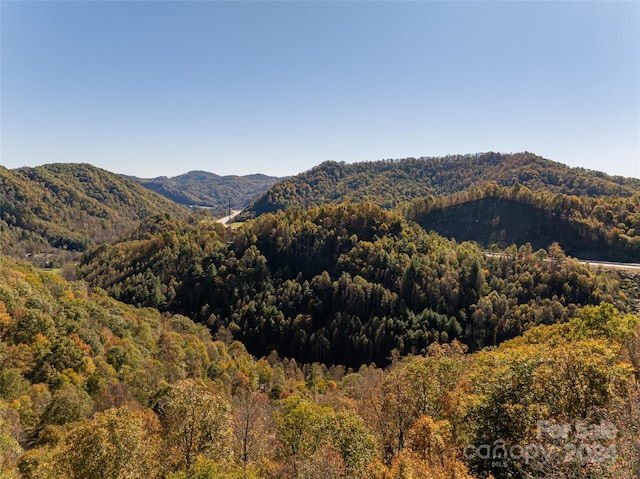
5 156 638 268
243 152 640 217
80 204 628 367
407 184 640 262
0 163 188 264
131 170 282 213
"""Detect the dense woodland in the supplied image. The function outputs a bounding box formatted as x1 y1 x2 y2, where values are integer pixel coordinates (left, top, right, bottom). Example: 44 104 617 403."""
132 171 282 212
243 152 640 218
2 155 640 478
407 184 640 262
3 154 640 266
80 204 630 367
0 164 187 265
0 256 639 478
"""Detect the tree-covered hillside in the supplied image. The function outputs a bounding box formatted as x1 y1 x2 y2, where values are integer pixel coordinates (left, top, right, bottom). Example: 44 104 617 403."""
0 163 188 264
132 171 282 212
243 152 640 218
80 204 628 367
1 255 638 479
407 184 640 262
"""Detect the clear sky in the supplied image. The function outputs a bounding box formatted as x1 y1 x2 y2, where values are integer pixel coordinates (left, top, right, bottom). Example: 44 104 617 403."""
1 1 639 179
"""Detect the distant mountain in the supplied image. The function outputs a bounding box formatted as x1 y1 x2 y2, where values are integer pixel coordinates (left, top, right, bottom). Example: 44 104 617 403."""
0 163 188 264
131 170 283 213
242 152 640 218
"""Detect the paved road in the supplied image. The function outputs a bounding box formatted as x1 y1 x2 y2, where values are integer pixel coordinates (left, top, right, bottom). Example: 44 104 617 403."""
578 260 640 272
217 210 242 225
484 252 640 272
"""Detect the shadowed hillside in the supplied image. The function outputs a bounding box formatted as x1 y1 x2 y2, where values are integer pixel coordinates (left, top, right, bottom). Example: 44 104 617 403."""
407 184 640 262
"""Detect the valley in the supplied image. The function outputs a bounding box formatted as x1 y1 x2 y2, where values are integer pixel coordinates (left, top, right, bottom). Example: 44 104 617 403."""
3 1 637 476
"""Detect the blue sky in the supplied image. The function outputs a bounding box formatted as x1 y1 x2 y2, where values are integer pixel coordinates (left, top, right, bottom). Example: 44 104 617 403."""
1 1 639 178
